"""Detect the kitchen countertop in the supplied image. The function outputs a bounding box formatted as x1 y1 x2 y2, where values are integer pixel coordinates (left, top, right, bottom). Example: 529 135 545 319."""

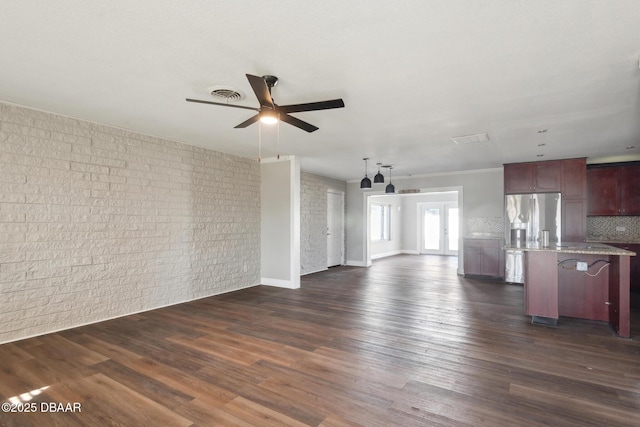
586 237 640 244
464 233 503 240
503 242 636 256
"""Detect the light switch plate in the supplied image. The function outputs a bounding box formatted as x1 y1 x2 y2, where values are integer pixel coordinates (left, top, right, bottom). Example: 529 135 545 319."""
577 261 588 271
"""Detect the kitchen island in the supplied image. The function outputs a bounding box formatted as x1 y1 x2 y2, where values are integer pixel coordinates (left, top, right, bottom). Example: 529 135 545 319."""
504 242 636 337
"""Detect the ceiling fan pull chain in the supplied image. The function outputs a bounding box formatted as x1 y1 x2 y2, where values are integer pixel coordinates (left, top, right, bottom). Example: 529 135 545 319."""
277 116 280 160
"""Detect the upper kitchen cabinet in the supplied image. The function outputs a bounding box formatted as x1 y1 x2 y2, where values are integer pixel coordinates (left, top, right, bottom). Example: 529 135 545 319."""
561 158 587 199
535 160 563 192
561 158 587 242
620 164 640 214
587 167 619 215
587 163 640 216
504 160 562 194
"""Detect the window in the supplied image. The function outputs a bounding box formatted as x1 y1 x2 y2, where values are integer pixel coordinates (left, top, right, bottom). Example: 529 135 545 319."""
371 203 390 241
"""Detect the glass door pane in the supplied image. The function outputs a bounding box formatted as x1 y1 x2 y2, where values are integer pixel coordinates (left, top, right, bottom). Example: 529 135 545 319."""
420 202 459 256
370 205 382 241
423 208 441 251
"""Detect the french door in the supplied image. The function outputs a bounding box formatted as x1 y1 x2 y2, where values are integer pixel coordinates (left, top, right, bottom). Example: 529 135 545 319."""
419 202 459 255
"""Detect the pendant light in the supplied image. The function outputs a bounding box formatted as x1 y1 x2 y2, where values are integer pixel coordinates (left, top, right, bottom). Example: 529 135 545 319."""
374 162 385 184
384 165 395 193
360 158 372 189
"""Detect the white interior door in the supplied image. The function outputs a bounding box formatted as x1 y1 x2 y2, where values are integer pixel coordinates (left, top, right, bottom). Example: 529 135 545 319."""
327 191 344 267
419 202 459 255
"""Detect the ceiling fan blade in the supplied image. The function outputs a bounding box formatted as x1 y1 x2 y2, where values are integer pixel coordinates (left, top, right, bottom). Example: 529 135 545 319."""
186 98 259 112
246 74 275 109
234 114 260 128
279 113 319 133
278 99 345 114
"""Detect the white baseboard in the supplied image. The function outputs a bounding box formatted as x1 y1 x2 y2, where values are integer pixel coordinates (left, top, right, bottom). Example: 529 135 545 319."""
371 250 402 260
345 260 371 267
401 250 420 255
301 267 328 276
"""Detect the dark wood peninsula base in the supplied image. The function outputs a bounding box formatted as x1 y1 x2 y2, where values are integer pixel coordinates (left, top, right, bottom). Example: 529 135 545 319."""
510 243 635 338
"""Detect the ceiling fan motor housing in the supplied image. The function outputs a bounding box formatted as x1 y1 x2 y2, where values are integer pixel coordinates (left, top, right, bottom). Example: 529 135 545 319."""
263 75 278 90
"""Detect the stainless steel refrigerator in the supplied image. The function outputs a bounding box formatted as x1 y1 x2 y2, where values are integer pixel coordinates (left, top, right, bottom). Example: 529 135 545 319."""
504 193 562 283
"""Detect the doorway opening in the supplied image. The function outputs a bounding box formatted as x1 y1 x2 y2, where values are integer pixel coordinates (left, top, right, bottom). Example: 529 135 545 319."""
365 188 462 268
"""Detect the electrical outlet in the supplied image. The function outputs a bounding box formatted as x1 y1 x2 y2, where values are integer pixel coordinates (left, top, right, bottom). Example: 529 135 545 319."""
577 261 588 271
616 226 626 232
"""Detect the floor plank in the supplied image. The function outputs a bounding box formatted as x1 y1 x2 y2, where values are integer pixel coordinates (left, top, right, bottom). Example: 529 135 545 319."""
1 254 639 426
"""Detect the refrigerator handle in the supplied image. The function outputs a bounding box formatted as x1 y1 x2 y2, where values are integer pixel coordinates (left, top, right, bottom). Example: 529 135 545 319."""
532 197 536 241
531 196 537 242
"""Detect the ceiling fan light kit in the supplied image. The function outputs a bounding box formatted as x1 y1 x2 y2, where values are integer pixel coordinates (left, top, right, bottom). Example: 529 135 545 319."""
187 74 345 133
259 110 278 124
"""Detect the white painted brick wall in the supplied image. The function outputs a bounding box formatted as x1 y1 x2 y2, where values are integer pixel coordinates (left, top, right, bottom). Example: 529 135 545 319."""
300 172 346 275
0 102 261 343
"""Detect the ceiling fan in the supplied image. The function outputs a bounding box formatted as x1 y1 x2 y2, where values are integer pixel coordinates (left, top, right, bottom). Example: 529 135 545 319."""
186 74 345 133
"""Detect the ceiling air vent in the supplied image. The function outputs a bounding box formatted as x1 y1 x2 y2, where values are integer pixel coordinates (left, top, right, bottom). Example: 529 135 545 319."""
208 86 245 102
451 133 489 145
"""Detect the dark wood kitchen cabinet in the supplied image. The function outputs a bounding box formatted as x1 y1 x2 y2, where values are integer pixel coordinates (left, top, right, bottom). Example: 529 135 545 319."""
504 158 587 241
620 164 640 215
606 243 640 289
561 158 587 199
587 163 640 215
561 158 587 242
504 160 562 194
562 199 587 242
587 167 619 215
463 239 503 278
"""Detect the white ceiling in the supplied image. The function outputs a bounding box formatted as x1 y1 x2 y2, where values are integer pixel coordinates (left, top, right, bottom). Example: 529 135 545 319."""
2 1 639 181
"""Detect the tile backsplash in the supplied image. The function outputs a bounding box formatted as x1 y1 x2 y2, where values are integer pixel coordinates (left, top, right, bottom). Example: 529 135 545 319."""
466 215 640 242
465 217 504 237
587 216 640 242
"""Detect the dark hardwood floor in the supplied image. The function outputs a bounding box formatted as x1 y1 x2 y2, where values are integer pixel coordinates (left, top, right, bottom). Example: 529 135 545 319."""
1 254 639 426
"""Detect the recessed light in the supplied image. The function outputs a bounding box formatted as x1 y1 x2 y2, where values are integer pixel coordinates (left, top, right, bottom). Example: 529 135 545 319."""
538 143 546 147
537 129 548 133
